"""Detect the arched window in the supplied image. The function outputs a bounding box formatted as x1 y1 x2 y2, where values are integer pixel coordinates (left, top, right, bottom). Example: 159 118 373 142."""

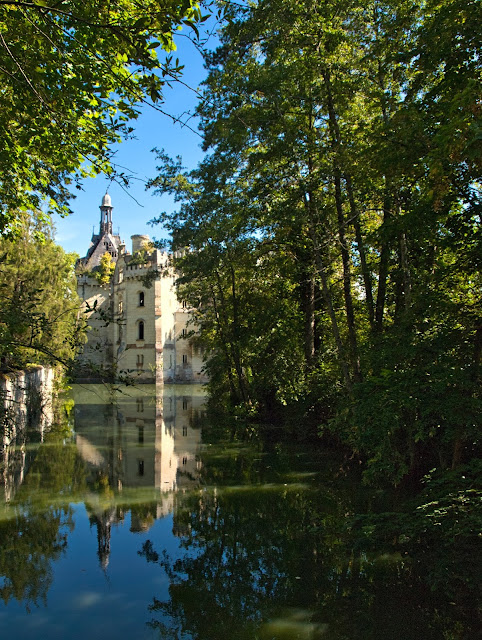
139 291 145 307
138 320 144 341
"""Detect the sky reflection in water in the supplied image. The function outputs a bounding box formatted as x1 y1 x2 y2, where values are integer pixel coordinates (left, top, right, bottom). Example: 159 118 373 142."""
0 384 204 639
0 383 473 640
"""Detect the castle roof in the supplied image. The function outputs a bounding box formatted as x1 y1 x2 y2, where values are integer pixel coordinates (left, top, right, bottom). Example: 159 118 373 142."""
77 193 122 269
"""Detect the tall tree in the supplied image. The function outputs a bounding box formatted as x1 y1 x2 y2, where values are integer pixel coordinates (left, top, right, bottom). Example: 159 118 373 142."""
151 0 481 481
0 0 203 232
0 215 83 369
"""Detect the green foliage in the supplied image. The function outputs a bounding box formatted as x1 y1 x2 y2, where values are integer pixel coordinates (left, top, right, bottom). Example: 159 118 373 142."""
150 0 481 484
0 0 201 232
129 247 152 266
0 215 84 369
352 461 482 627
94 251 115 285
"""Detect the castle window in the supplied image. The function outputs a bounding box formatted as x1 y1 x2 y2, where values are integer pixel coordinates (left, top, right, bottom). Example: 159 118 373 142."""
139 291 144 307
182 299 187 308
138 427 144 444
182 354 188 366
136 354 144 369
138 460 144 476
182 399 188 410
118 299 123 314
136 398 144 413
138 321 144 341
182 328 186 338
183 426 188 436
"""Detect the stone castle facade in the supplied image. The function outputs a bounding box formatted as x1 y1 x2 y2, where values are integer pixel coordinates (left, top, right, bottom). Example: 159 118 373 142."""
76 194 207 383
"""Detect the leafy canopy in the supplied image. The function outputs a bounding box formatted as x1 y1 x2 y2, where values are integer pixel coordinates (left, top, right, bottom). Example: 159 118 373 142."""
0 0 204 233
0 215 83 369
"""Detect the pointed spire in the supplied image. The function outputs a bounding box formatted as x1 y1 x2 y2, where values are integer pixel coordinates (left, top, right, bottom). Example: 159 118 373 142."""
99 190 113 234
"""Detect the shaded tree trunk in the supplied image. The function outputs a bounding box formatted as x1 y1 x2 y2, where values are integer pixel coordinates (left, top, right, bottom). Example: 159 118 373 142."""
303 190 353 395
321 67 361 381
301 268 316 367
210 282 237 400
345 174 375 329
375 188 391 333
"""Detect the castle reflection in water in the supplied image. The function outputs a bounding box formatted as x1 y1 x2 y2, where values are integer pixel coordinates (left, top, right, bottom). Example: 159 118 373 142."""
72 384 206 566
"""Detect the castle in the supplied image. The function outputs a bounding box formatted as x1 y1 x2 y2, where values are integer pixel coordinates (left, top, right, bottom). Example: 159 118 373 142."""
76 193 207 383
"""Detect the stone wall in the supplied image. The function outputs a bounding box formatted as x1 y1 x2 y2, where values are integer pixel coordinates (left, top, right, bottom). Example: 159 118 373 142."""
0 366 55 448
0 366 55 502
76 274 114 377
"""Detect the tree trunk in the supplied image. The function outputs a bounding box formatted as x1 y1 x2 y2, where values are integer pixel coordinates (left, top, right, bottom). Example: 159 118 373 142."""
213 271 249 404
229 264 250 403
302 269 316 367
399 229 412 313
303 191 353 395
210 282 237 400
375 188 391 333
321 67 361 381
345 174 375 329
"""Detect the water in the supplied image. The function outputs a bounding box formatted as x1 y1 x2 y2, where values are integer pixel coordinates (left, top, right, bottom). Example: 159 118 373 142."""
0 384 478 639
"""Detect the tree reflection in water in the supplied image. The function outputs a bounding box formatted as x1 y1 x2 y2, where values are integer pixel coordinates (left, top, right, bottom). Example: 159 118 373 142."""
0 385 479 638
139 444 480 640
0 425 86 607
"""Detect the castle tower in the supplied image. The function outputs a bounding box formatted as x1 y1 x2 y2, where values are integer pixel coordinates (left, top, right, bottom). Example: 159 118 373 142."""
77 192 122 270
99 192 113 235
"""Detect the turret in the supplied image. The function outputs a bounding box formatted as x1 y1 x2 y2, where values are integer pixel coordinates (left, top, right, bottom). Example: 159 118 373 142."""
131 234 150 254
100 192 113 234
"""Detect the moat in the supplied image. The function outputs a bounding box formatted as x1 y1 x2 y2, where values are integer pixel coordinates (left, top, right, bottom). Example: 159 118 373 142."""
0 384 479 639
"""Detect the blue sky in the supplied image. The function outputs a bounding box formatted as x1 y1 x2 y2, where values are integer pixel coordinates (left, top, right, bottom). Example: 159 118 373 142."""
54 29 214 257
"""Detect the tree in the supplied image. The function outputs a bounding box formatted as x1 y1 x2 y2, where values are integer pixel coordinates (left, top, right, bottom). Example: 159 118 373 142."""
0 0 204 232
94 252 116 285
0 215 83 369
150 0 482 482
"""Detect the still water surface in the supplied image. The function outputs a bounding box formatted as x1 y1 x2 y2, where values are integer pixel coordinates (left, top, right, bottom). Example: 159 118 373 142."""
0 384 474 639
